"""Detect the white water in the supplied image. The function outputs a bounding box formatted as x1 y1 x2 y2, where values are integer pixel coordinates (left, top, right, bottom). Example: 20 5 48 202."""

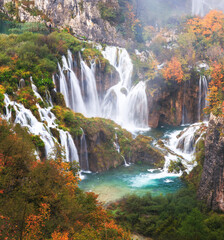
131 122 207 188
192 0 224 16
165 123 208 173
4 94 55 158
80 56 101 117
80 129 90 171
3 87 79 164
198 75 208 121
56 48 149 132
101 46 149 131
60 130 79 163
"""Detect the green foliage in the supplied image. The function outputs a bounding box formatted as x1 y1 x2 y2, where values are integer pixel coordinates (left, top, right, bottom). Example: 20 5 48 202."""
111 188 224 240
0 92 5 111
32 135 45 149
9 22 48 34
178 208 208 240
4 2 16 15
98 2 124 24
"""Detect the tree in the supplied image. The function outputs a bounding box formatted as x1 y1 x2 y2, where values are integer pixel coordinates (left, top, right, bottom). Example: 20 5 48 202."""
178 208 208 240
163 57 184 83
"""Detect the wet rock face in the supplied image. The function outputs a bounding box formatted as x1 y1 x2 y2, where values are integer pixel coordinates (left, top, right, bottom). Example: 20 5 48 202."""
198 114 224 212
146 77 199 128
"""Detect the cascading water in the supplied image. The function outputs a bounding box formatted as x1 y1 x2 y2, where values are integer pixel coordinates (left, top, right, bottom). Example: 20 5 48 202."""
198 75 208 121
101 46 149 131
3 81 79 164
60 130 79 163
79 56 101 117
163 122 207 174
56 48 149 131
58 54 87 115
4 94 55 158
192 0 224 16
80 129 90 172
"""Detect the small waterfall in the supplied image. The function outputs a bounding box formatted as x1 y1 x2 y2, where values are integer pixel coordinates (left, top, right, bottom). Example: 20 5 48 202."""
19 78 25 89
102 46 133 90
198 75 208 121
30 76 43 101
126 82 148 129
80 129 89 171
114 133 120 153
60 130 79 163
45 90 53 107
122 155 129 167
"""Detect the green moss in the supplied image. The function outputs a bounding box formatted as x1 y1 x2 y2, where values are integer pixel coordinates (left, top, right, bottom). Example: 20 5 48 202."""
4 2 17 16
50 127 60 142
78 0 84 12
168 159 186 173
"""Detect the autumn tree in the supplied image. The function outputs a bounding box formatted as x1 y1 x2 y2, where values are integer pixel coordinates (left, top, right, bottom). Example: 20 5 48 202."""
206 62 224 116
163 57 184 83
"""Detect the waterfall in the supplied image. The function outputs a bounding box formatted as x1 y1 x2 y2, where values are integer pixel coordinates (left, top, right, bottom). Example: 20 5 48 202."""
58 62 70 107
45 90 53 107
30 76 43 101
101 46 149 131
56 48 149 132
60 130 79 163
4 94 55 158
3 90 79 163
198 75 208 121
80 56 101 117
80 129 90 172
163 122 208 175
102 46 133 90
192 0 224 16
114 133 120 153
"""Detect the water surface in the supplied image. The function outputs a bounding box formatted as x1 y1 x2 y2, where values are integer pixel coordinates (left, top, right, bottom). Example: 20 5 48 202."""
80 126 187 203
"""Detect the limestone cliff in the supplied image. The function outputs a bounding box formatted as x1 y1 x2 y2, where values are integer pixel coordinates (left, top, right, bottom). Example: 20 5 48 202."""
198 114 224 212
146 75 199 128
2 0 126 46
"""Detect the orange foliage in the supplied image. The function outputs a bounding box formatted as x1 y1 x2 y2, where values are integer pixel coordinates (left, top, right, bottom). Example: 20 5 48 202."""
0 66 10 73
126 2 140 32
49 159 79 193
23 203 50 240
187 10 224 41
163 57 184 83
206 62 224 115
52 230 69 240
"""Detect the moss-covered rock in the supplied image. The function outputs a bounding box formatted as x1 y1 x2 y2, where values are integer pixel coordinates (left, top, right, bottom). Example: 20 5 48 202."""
52 106 165 172
130 135 165 168
31 134 45 160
